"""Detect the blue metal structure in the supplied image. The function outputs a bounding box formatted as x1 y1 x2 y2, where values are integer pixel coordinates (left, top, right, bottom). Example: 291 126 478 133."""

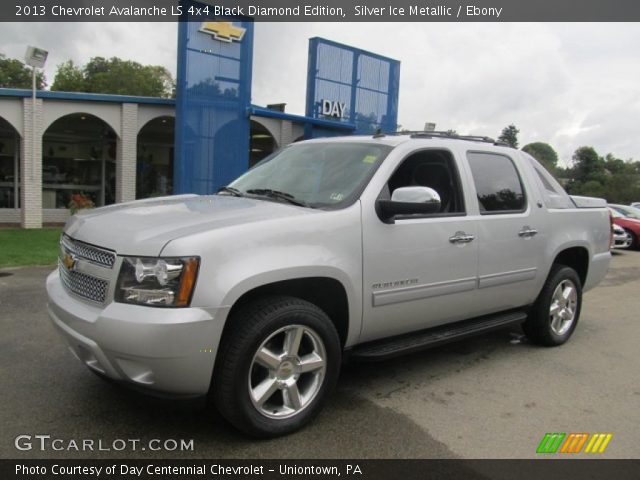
174 2 254 194
305 37 400 137
173 22 401 195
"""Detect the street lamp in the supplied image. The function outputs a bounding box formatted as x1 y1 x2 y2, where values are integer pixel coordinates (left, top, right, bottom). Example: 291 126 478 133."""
24 46 48 181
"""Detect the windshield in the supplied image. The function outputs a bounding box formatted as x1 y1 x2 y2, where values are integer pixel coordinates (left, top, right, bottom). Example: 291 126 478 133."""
614 205 640 219
609 207 624 218
228 142 392 208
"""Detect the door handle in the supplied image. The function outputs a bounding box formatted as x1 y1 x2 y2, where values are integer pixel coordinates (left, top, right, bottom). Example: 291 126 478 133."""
449 231 475 244
518 226 538 238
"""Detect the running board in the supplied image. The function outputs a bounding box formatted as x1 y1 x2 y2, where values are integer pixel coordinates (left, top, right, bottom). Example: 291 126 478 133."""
350 310 527 361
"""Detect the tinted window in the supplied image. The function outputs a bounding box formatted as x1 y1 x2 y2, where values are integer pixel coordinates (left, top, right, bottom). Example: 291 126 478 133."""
467 152 526 213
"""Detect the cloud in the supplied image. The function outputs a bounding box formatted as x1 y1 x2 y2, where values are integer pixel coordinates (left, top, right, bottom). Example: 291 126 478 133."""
1 21 639 165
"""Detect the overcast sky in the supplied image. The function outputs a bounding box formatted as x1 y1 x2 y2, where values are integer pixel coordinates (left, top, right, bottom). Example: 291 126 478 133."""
1 22 639 165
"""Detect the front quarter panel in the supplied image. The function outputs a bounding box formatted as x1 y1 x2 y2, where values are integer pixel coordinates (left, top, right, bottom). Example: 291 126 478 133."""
159 203 364 347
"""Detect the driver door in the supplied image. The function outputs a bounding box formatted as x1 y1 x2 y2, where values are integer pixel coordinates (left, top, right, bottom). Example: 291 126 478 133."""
360 149 479 343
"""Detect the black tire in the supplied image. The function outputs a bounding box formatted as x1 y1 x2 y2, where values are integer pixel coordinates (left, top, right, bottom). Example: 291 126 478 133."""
624 229 639 250
212 295 341 437
523 265 582 346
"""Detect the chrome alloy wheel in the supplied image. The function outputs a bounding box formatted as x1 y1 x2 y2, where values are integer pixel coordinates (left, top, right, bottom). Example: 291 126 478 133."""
248 325 327 419
549 279 578 336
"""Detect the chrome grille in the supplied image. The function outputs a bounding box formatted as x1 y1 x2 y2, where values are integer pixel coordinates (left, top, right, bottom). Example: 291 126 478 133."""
61 235 116 268
59 235 115 304
58 260 109 303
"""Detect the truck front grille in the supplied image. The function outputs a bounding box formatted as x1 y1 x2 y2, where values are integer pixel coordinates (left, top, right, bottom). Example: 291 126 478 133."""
58 260 109 304
59 235 115 304
61 235 116 268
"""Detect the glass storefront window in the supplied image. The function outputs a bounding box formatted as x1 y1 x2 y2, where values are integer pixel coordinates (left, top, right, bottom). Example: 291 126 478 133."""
0 118 19 209
249 120 277 168
137 116 174 199
42 114 116 209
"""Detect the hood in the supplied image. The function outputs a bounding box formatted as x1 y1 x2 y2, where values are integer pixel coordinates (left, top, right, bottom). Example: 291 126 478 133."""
614 217 640 229
64 194 314 256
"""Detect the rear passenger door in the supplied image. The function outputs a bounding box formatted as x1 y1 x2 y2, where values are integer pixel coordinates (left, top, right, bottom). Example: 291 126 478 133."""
465 150 545 313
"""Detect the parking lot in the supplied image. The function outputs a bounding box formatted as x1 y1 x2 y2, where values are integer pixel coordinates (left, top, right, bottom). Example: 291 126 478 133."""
1 251 638 459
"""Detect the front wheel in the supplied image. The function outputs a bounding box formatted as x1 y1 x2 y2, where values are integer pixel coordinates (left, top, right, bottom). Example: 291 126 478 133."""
523 265 582 346
212 296 341 437
624 229 639 250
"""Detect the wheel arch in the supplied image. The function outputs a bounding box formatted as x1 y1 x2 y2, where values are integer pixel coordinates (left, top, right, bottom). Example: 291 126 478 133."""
550 245 590 287
221 275 352 349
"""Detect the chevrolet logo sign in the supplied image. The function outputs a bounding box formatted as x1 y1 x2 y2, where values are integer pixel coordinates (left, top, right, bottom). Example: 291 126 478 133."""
199 21 246 43
62 252 76 271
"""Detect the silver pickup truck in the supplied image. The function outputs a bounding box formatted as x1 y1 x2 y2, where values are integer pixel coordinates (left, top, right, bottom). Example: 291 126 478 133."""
46 133 611 437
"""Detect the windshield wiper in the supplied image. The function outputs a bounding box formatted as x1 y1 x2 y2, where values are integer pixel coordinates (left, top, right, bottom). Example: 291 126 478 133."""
217 186 244 197
245 189 310 208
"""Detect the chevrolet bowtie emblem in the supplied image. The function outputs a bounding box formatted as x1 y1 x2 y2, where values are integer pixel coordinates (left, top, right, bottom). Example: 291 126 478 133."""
63 253 76 271
199 21 246 43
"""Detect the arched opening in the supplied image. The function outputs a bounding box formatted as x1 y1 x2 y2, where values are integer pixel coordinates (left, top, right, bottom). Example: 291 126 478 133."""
42 113 117 209
0 117 20 208
250 120 277 168
136 116 175 199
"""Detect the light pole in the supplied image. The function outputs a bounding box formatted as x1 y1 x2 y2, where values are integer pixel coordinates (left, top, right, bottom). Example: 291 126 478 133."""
24 46 48 181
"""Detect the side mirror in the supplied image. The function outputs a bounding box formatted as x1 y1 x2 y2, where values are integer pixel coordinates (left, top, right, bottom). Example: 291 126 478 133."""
377 186 441 223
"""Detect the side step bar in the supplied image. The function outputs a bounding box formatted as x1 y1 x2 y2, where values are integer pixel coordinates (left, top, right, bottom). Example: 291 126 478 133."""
349 310 527 361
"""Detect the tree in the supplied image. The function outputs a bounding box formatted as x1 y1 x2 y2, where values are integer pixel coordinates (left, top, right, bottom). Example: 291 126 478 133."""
0 56 46 89
603 153 626 175
498 124 520 148
50 60 84 92
561 145 640 202
51 56 174 98
570 179 607 199
572 146 605 184
522 142 559 173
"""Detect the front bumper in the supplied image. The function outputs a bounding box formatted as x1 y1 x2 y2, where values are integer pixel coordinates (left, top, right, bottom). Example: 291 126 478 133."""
612 232 632 249
46 270 226 397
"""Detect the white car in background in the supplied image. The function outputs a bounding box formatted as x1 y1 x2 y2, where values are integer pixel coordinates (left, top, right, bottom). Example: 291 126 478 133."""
612 223 633 249
609 203 640 220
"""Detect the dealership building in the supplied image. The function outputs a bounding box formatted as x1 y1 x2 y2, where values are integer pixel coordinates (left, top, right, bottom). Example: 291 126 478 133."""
0 5 400 228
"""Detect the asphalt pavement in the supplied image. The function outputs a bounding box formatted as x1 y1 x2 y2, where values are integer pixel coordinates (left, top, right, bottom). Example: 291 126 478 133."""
1 251 638 459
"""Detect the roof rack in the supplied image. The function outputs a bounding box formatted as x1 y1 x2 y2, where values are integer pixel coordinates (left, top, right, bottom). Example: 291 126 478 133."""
374 130 512 147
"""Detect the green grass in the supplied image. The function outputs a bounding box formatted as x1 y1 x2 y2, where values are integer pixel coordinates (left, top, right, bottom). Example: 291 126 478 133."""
0 228 61 267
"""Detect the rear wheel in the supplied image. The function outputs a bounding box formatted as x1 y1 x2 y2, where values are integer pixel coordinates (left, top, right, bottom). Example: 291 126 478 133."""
524 265 582 346
212 296 341 437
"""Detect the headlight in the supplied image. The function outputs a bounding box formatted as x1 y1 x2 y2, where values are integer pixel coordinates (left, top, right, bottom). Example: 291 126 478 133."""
115 256 200 307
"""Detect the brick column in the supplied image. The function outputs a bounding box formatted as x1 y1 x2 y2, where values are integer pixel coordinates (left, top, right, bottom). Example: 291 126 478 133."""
116 103 138 203
279 120 294 147
20 97 43 229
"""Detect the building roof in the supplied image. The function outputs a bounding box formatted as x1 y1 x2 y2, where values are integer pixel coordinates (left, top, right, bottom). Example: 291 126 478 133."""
0 88 175 105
